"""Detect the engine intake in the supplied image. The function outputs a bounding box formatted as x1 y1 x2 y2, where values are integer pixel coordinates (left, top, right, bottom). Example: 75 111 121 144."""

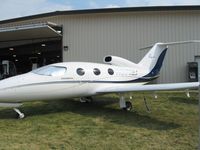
104 56 112 62
103 55 136 67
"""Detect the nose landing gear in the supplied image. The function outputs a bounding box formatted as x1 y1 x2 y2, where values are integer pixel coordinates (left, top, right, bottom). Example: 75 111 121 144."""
13 108 25 119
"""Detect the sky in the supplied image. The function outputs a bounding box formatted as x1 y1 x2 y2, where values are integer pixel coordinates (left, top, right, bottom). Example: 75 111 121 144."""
0 0 200 21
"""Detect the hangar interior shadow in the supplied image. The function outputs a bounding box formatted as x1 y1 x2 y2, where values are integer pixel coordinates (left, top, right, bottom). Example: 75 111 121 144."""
0 97 180 130
0 39 62 75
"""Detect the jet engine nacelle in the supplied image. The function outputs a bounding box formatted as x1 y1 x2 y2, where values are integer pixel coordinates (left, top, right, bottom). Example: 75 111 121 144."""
103 55 136 67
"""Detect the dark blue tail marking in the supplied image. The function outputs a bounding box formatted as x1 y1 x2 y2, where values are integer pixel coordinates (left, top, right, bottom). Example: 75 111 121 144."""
144 48 168 78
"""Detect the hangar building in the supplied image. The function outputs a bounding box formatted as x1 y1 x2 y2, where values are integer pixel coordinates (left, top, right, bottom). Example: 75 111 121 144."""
0 5 199 83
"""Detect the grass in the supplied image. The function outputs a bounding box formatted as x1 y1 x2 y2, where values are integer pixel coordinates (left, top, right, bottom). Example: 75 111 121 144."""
0 91 198 150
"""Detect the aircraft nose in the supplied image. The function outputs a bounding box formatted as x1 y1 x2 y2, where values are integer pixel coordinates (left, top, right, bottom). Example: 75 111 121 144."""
0 81 17 102
0 75 23 90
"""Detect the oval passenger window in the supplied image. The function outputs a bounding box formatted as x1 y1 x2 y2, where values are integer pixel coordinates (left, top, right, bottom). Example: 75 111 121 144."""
108 68 114 75
93 68 101 75
77 68 85 76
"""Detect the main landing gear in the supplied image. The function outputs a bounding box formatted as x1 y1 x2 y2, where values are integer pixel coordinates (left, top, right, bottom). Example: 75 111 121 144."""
13 108 25 119
80 97 93 103
119 95 133 111
119 95 151 113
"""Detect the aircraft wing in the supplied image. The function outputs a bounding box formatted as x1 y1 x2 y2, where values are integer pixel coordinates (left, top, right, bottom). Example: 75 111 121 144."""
96 82 199 93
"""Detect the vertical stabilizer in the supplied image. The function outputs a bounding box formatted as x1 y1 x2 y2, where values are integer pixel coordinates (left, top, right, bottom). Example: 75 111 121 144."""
138 43 168 77
138 41 200 78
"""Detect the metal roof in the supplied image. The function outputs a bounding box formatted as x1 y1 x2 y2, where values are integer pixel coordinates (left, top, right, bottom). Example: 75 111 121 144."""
0 5 200 24
0 23 62 42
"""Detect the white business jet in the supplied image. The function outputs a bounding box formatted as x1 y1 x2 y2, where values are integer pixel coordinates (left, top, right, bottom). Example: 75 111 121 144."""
0 41 199 119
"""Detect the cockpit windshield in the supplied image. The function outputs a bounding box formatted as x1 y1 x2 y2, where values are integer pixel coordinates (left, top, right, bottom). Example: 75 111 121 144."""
31 66 66 76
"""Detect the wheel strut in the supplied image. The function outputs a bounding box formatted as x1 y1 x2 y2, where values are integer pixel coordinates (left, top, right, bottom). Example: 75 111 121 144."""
13 108 25 119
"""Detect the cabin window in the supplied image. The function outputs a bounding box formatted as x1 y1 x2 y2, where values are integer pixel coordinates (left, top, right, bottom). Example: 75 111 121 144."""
77 68 85 76
93 68 101 75
32 66 66 76
108 68 114 75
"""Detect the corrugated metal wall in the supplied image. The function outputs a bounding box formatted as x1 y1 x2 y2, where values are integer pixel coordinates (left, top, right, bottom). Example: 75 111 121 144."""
0 10 200 83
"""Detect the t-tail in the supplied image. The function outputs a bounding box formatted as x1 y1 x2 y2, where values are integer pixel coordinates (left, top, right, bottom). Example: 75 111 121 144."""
138 43 168 78
104 40 200 80
138 40 200 79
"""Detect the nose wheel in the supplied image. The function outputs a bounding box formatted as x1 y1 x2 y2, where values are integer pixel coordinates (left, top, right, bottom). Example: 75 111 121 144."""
13 108 25 119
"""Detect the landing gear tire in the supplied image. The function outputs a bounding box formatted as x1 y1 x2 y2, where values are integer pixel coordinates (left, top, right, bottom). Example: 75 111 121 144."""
86 97 93 103
16 113 25 119
119 95 133 111
126 101 133 111
123 101 132 111
80 97 93 103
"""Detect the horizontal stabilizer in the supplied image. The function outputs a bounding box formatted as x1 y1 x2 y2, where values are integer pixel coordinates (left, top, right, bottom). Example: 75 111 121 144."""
97 82 199 93
158 40 200 45
140 40 200 50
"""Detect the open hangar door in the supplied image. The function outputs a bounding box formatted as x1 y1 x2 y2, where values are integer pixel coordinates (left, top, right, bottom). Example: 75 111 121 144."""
0 22 63 78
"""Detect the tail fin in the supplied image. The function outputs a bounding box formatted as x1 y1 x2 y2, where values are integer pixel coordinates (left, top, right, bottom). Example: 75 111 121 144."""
138 43 168 77
138 40 200 78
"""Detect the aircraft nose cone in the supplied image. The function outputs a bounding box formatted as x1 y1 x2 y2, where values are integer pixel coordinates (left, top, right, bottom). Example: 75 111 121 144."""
0 73 28 90
0 74 30 102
